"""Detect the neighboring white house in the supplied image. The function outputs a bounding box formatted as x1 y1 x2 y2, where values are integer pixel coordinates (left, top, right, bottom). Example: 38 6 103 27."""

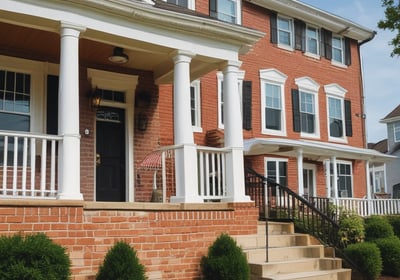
369 104 400 198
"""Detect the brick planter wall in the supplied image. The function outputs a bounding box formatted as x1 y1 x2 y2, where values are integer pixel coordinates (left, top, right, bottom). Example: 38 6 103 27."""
0 200 258 280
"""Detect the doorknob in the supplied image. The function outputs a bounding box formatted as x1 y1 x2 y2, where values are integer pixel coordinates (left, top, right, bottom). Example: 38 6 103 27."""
96 153 101 165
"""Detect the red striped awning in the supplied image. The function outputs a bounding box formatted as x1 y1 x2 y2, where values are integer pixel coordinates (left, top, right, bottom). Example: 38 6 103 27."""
138 150 173 170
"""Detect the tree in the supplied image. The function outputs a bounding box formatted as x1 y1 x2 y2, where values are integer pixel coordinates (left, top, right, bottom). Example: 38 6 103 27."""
378 0 400 57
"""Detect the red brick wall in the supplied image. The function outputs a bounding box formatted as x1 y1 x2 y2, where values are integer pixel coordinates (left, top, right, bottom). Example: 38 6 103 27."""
0 201 258 280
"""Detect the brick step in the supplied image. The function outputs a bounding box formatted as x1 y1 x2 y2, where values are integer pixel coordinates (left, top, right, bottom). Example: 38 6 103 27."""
250 257 343 276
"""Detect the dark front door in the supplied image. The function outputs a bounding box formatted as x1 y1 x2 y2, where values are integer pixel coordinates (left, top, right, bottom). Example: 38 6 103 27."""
96 107 126 201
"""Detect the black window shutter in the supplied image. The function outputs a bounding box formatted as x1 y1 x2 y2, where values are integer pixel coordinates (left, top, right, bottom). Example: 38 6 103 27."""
344 99 353 137
294 19 306 52
323 29 332 60
209 0 217 15
242 81 252 130
344 37 352 66
270 12 278 44
46 75 59 135
291 89 301 132
320 28 326 58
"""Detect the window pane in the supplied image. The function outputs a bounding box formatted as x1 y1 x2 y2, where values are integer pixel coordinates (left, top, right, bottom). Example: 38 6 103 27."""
0 112 30 131
329 97 343 137
394 122 400 142
265 108 281 130
210 0 237 23
306 27 318 54
278 17 292 46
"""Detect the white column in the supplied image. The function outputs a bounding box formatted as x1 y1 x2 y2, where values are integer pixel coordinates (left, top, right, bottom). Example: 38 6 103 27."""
170 50 202 203
57 22 85 200
221 61 250 202
324 159 331 198
297 148 304 196
331 156 338 199
366 160 372 199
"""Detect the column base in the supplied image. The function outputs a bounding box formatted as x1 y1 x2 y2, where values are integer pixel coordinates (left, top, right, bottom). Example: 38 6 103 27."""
170 195 203 203
220 195 252 203
57 192 84 200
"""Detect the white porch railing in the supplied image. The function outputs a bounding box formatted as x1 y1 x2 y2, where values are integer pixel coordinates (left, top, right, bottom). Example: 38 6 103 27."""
0 131 62 199
139 145 229 202
331 197 400 217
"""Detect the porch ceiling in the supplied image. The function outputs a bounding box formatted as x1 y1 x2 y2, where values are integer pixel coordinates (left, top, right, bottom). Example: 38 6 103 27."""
0 0 264 84
243 138 397 163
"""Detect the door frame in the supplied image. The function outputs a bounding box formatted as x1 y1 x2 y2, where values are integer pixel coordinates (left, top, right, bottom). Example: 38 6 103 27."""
303 163 316 197
88 68 138 202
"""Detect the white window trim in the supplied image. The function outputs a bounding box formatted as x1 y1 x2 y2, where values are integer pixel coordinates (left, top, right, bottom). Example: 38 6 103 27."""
264 157 288 184
325 83 348 143
0 55 44 134
277 15 294 51
331 35 347 68
259 68 287 136
335 160 354 198
163 0 195 10
217 70 244 130
394 121 400 142
191 79 202 133
295 77 320 139
305 24 320 59
303 163 317 197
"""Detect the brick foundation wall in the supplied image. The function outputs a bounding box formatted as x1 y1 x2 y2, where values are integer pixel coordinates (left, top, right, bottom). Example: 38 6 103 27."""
0 200 258 280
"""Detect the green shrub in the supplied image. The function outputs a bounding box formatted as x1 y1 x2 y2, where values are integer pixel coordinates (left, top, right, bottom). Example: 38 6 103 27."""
375 236 400 277
96 241 146 280
364 215 394 241
0 233 71 280
385 215 400 238
344 242 382 280
338 211 365 247
201 233 250 280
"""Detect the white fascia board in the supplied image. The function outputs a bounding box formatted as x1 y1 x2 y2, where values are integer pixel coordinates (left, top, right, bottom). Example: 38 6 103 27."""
1 0 264 59
245 0 375 43
380 116 400 124
243 138 396 162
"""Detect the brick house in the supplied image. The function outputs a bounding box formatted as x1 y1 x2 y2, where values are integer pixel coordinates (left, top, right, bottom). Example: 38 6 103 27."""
0 0 394 279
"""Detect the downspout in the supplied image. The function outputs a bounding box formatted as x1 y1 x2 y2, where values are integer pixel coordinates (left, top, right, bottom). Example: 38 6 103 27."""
358 31 377 148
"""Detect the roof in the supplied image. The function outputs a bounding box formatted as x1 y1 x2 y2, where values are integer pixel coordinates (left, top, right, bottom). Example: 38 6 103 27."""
368 139 388 154
244 138 396 164
381 104 400 123
245 0 376 43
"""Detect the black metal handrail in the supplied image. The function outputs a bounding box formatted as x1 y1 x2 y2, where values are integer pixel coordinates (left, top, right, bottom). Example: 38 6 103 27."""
244 167 364 276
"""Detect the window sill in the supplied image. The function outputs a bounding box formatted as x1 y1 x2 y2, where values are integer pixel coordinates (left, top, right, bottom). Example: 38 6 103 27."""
277 44 294 52
331 60 348 69
262 129 287 137
304 52 320 60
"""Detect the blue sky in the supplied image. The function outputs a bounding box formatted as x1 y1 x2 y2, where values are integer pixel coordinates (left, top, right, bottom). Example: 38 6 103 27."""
300 0 399 143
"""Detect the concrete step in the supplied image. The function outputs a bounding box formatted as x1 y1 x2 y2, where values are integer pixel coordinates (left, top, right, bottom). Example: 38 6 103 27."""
250 258 343 276
245 245 324 262
260 221 294 235
235 233 311 249
255 268 351 280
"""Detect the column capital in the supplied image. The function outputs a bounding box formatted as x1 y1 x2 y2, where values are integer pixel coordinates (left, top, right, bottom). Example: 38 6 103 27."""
171 50 195 63
60 21 86 36
220 60 242 71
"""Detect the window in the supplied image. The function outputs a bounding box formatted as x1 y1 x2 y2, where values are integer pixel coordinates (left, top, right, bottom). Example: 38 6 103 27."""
166 0 195 9
331 162 353 197
328 97 343 137
210 0 241 24
217 71 244 129
190 80 202 132
325 84 352 140
332 35 344 64
265 158 287 186
0 70 31 132
292 77 320 138
300 91 315 134
260 69 287 136
306 25 319 56
394 121 400 142
277 16 293 48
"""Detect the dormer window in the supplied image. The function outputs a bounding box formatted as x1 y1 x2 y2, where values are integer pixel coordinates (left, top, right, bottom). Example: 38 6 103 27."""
277 16 294 48
210 0 241 24
332 35 345 64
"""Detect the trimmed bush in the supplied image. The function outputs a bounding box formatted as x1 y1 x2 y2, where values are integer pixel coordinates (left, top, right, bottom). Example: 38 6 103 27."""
364 215 394 242
375 236 400 277
201 233 250 280
0 233 71 280
338 211 365 247
344 242 382 280
385 215 400 238
96 241 146 280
